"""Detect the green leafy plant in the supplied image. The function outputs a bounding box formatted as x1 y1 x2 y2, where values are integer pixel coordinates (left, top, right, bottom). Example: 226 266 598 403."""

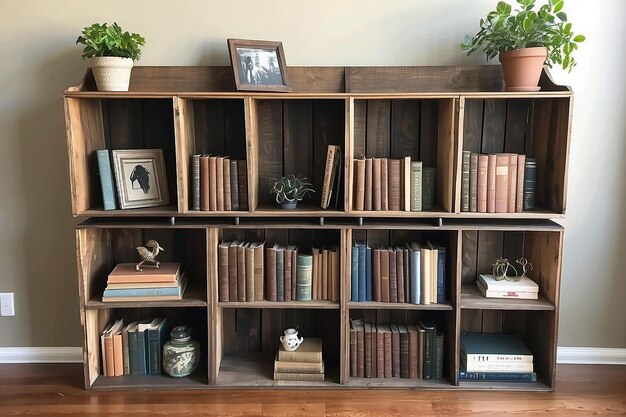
460 0 585 71
269 174 315 204
76 22 145 60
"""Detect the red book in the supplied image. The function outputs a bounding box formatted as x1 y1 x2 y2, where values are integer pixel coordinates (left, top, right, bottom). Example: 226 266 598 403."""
200 156 209 211
516 154 526 213
508 154 518 213
216 156 224 211
487 154 497 213
477 154 488 213
373 248 382 302
354 320 365 378
495 154 509 213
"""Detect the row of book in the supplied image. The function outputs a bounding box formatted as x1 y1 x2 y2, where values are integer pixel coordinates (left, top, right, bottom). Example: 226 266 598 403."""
191 155 248 211
461 151 537 213
460 333 536 382
103 263 187 302
217 241 340 302
100 318 168 377
350 319 444 379
353 157 436 211
351 242 446 304
274 338 324 381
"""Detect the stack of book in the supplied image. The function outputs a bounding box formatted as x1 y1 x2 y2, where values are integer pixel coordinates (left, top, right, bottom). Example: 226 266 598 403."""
477 274 539 300
460 333 536 382
309 247 340 302
100 317 168 377
274 338 324 381
102 263 187 302
350 319 444 379
461 151 537 213
353 157 436 212
351 241 445 304
320 145 342 209
191 155 248 211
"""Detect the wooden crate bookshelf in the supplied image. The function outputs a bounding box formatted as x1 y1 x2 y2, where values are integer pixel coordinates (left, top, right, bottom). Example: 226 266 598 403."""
65 65 571 391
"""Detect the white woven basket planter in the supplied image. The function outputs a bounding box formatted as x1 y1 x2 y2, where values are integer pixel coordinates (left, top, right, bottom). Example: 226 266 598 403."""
89 57 134 91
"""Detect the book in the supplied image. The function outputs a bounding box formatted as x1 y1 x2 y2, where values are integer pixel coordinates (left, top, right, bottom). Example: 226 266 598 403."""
469 153 478 212
419 244 431 304
331 249 339 302
96 149 117 210
390 324 400 377
380 248 390 303
388 158 401 211
135 319 155 375
111 320 125 376
350 325 357 377
461 150 470 211
435 332 444 379
209 156 217 211
435 246 446 304
459 369 537 382
354 158 366 211
265 243 278 302
476 279 538 300
322 249 328 300
276 245 285 302
422 167 436 211
278 337 322 363
237 242 246 302
477 154 488 212
403 247 410 303
291 249 297 301
284 245 296 302
417 325 425 379
461 356 534 372
330 149 343 209
229 241 240 301
524 157 537 211
230 160 240 210
107 263 180 284
461 333 533 362
516 154 526 213
223 157 231 211
357 243 367 302
218 241 230 302
381 158 388 210
478 274 539 294
364 157 373 211
508 154 518 213
370 319 377 377
121 321 135 375
383 324 392 378
245 243 255 302
102 274 187 299
274 356 324 374
366 246 373 301
395 247 405 304
427 242 437 303
372 157 382 211
373 248 381 302
388 248 397 303
402 156 411 211
273 372 324 381
216 156 224 211
238 161 248 210
407 242 421 305
312 247 320 300
102 274 188 302
352 319 365 377
487 153 497 213
147 317 168 375
364 322 373 378
407 324 418 379
495 154 509 213
127 322 139 375
100 321 114 376
106 280 180 290
410 161 423 211
419 320 436 379
376 324 385 378
321 145 337 209
252 241 265 301
296 254 313 301
200 155 210 211
398 324 409 379
351 245 359 302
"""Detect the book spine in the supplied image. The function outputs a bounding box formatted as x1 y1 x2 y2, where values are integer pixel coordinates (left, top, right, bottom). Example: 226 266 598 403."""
463 360 534 372
373 248 381 302
321 146 335 209
421 248 430 304
357 244 366 302
388 248 397 303
524 158 537 211
389 159 401 211
508 154 518 213
461 151 470 211
495 154 509 213
103 286 181 297
148 329 161 375
435 333 444 379
366 246 373 301
228 244 238 301
96 150 117 210
223 158 231 211
391 326 400 378
381 158 389 210
487 154 497 213
422 325 434 379
332 250 340 302
113 334 123 376
295 255 313 301
469 153 478 212
230 160 239 210
265 247 277 302
436 247 446 304
350 328 357 377
410 248 420 304
216 156 224 211
322 249 328 300
364 325 373 378
516 154 526 213
396 249 405 304
238 161 248 210
218 244 229 302
477 154 488 213
372 158 382 211
408 327 418 379
351 246 359 302
403 156 411 211
122 330 130 375
237 244 246 302
459 371 537 382
376 327 385 378
400 330 409 379
128 331 138 375
464 353 533 362
410 161 423 211
312 249 319 300
274 364 324 374
253 244 264 301
284 249 292 302
245 245 254 302
328 146 341 208
356 327 365 378
364 158 373 210
209 156 217 211
354 159 366 211
383 327 392 378
276 248 284 302
380 249 390 303
403 248 409 303
422 167 436 211
136 330 147 375
292 250 297 301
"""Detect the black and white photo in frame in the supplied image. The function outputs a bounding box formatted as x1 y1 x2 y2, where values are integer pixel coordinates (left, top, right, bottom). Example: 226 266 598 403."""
112 149 170 209
228 39 291 92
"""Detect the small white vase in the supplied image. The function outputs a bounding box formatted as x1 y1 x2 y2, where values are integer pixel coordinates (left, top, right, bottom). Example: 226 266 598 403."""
89 57 134 91
279 328 304 352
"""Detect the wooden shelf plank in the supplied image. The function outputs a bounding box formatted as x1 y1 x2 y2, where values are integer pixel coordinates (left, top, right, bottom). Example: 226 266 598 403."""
81 206 179 217
91 369 208 390
349 301 453 311
346 377 453 388
85 288 207 310
218 300 339 309
460 285 555 311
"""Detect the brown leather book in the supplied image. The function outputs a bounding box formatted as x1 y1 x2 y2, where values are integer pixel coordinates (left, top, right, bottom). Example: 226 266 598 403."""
364 322 373 378
354 159 366 211
312 248 319 300
322 249 328 300
238 161 248 210
354 319 365 378
495 154 509 213
364 158 373 211
383 324 392 378
477 154 489 213
350 326 357 377
516 154 526 213
381 158 389 211
218 241 231 302
388 248 397 303
469 153 478 212
252 242 265 301
461 151 470 211
487 154 497 213
228 241 240 301
380 249 390 303
403 247 410 303
284 245 295 302
390 324 400 378
408 324 418 379
508 154 518 213
200 155 210 211
395 247 405 304
331 249 339 302
371 320 377 377
230 160 239 210
216 156 225 211
245 243 254 302
417 325 425 379
237 242 246 302
265 244 278 302
376 324 385 378
223 158 231 211
402 156 411 211
373 248 382 302
388 159 401 211
209 156 218 211
372 158 382 210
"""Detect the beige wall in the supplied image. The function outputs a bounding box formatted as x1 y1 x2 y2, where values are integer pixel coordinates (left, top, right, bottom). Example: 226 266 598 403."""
0 0 623 348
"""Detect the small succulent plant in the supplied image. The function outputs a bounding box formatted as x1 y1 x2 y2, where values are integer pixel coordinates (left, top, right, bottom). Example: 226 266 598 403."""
269 174 315 205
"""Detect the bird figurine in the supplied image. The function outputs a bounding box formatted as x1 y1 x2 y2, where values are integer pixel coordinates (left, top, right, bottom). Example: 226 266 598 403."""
136 240 165 271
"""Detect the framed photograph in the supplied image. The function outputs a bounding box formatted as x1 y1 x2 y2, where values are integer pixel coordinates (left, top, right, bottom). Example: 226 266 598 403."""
112 149 170 209
228 38 292 92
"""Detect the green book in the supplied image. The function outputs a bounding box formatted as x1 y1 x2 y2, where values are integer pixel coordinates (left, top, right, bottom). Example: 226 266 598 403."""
295 254 313 301
410 161 423 211
422 167 436 211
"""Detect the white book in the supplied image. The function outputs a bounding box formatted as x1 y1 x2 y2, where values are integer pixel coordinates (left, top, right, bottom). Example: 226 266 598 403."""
479 274 539 293
476 279 538 300
462 355 534 372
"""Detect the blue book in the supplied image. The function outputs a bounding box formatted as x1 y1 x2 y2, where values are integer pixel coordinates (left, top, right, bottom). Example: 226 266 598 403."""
147 318 168 375
407 243 421 304
127 322 139 375
436 246 446 304
351 246 359 301
135 319 155 375
96 149 117 210
357 243 367 302
102 276 185 298
365 246 372 301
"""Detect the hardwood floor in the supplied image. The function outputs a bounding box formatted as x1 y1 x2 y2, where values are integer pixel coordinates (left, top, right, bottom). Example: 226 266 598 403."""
0 364 624 416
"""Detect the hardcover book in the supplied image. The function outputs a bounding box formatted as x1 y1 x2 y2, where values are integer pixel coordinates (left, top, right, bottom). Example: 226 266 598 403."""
516 154 526 213
461 150 470 211
252 241 265 301
478 274 539 294
477 154 488 212
476 279 538 300
107 263 180 284
422 167 436 211
410 161 423 211
461 333 533 363
245 243 255 302
265 243 278 302
230 160 239 210
350 325 357 377
508 154 518 213
96 149 117 211
469 153 478 212
218 241 230 301
372 158 382 210
278 338 322 363
351 245 359 302
524 157 537 211
229 241 240 301
364 157 373 211
276 245 285 302
223 157 231 211
364 322 373 378
357 242 367 302
495 154 509 213
200 155 210 211
216 156 225 211
487 153 497 213
354 158 366 211
388 158 401 211
381 158 388 211
238 161 248 210
352 319 365 377
237 242 247 302
295 254 313 301
209 156 218 211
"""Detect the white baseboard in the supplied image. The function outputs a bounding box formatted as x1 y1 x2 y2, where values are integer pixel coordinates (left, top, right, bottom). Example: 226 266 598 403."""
0 347 82 363
557 347 626 365
0 346 624 365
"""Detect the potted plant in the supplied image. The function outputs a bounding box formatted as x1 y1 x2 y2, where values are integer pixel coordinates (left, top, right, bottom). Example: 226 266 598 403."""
76 22 146 92
269 174 315 209
460 0 584 91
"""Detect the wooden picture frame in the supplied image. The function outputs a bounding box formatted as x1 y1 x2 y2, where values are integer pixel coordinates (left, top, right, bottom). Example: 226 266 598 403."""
228 39 292 92
112 149 170 209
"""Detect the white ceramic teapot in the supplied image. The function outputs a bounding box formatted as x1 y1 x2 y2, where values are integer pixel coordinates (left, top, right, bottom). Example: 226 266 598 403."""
279 328 304 352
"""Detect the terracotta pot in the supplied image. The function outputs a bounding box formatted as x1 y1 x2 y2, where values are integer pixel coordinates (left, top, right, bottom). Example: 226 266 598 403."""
498 47 548 92
89 57 134 91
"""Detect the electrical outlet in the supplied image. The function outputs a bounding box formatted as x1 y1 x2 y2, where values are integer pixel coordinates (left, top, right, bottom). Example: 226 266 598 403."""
0 293 15 316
